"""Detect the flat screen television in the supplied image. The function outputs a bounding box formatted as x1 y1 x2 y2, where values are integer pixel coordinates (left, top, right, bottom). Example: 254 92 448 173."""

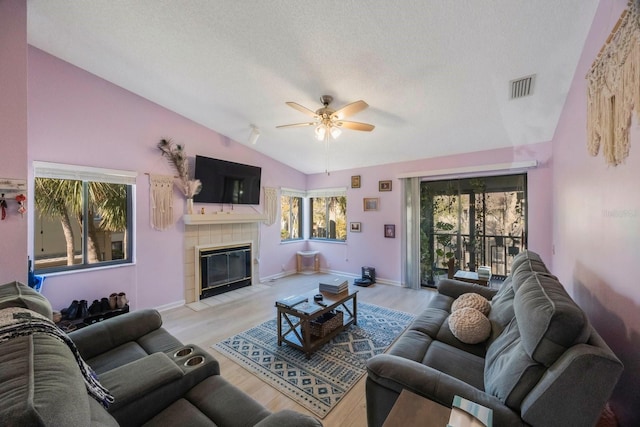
193 155 261 205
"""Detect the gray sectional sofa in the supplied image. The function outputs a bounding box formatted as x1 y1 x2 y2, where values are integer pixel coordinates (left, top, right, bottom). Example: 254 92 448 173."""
366 250 623 427
0 281 322 427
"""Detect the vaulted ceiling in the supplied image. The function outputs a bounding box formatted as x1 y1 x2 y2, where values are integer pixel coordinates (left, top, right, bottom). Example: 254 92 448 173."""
27 1 599 174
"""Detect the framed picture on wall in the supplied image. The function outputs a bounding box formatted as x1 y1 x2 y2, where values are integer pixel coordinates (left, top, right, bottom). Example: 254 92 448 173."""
350 222 361 232
363 197 379 211
379 180 392 191
384 224 395 238
351 175 361 188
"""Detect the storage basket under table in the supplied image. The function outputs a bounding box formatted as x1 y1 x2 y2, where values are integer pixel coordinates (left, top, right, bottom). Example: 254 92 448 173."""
304 310 344 338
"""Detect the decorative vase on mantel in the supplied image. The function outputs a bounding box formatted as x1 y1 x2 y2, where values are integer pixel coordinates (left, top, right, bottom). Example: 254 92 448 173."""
186 198 194 215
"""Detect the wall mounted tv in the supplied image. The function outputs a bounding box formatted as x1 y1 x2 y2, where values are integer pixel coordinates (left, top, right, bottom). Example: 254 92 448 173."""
193 155 261 205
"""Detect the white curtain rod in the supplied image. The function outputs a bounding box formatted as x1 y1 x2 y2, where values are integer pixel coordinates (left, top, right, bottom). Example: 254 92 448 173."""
397 160 537 180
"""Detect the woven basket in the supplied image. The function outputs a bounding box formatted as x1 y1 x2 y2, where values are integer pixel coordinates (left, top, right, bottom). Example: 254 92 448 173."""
305 311 343 338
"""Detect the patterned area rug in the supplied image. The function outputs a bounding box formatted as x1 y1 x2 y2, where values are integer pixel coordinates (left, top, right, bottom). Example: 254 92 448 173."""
213 302 414 418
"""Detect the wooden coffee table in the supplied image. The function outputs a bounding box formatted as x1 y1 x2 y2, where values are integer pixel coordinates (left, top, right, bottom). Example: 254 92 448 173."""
276 288 357 359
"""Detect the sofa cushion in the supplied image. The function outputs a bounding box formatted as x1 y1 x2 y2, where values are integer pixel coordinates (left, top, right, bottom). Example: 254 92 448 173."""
0 334 118 426
0 281 52 320
452 293 490 316
423 340 486 390
448 307 491 344
484 318 546 410
406 308 449 339
142 398 216 427
87 341 151 374
99 352 184 412
514 273 590 366
185 376 272 426
70 309 165 360
387 329 434 362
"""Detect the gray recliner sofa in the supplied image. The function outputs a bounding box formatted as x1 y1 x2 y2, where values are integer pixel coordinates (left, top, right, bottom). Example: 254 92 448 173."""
366 250 623 427
0 281 322 427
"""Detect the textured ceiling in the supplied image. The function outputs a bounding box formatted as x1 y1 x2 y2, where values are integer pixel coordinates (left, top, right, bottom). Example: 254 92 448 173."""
27 0 599 174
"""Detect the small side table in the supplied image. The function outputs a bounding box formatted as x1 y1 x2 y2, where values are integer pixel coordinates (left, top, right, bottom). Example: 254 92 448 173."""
296 250 320 274
382 389 451 427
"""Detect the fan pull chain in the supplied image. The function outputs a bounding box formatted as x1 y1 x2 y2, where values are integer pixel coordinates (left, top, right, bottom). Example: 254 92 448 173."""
325 134 331 175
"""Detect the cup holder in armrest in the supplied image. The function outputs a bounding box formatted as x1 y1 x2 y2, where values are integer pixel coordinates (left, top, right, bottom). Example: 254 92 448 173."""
184 355 205 367
173 347 194 358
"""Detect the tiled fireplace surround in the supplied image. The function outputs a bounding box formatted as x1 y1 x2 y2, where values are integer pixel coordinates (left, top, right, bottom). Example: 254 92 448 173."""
183 214 264 304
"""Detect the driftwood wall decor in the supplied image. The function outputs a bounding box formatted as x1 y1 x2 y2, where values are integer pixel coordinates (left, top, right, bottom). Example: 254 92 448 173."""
587 0 640 166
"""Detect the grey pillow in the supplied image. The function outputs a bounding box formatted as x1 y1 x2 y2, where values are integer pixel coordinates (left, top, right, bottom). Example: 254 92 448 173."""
0 281 52 320
514 273 589 366
487 285 516 346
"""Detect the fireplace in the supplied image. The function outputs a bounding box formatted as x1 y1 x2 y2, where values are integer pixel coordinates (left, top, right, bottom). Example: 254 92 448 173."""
198 243 252 299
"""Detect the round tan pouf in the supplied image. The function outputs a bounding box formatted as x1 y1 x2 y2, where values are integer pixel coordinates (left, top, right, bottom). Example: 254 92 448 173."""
448 307 491 344
451 292 491 316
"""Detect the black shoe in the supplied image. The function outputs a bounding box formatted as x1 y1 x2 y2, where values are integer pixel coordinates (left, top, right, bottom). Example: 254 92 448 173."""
100 297 111 313
77 300 89 320
88 300 101 315
64 300 79 320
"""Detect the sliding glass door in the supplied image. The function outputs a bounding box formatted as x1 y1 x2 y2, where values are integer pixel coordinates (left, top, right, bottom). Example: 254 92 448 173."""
420 174 527 285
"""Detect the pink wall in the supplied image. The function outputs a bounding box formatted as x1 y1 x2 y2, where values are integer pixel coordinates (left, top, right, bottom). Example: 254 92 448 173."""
28 42 553 307
307 142 553 284
552 1 639 424
0 0 28 284
28 47 305 311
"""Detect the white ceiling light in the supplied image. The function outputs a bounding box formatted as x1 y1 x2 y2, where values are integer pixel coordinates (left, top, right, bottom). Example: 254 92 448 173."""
248 124 260 145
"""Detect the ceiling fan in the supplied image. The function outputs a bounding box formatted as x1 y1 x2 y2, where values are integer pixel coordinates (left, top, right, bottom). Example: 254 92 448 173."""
276 95 375 140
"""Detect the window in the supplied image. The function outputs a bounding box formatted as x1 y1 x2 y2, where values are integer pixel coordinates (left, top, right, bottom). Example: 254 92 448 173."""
33 162 136 273
280 188 303 241
420 174 527 284
308 188 347 241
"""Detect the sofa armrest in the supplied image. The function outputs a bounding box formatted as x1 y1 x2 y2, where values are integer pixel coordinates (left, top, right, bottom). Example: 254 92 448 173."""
99 352 183 411
437 279 498 300
254 410 323 427
366 354 524 426
69 309 166 359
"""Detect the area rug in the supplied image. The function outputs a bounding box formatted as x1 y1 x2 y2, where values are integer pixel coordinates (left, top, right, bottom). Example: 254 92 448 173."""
213 302 414 418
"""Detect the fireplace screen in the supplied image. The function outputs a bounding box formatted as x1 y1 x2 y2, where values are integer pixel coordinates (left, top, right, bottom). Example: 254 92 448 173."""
199 244 251 298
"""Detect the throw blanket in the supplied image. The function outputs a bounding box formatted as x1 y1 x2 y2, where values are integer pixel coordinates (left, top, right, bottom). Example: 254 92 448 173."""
0 307 114 408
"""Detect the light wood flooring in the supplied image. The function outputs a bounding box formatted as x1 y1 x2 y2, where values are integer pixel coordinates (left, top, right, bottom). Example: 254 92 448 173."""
161 274 438 427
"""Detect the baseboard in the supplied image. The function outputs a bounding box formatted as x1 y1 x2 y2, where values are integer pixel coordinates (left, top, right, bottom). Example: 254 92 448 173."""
155 299 186 312
260 269 401 287
260 269 297 283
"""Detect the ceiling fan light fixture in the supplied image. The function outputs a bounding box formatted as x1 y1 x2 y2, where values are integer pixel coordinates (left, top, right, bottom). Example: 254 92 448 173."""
315 125 326 141
330 126 341 139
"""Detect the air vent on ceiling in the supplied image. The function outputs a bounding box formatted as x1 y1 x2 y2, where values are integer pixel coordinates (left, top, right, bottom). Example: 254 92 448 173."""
510 74 535 99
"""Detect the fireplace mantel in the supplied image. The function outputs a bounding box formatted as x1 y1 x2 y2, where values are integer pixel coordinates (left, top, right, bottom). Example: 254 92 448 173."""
183 212 267 225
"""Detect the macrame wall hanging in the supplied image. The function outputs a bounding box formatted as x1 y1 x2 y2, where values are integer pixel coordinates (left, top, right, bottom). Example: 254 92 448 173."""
587 0 640 166
263 187 277 226
149 174 174 230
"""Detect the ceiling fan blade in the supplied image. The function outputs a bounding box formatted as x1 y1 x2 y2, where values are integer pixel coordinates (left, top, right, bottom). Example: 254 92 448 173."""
331 100 369 120
286 102 319 118
335 120 375 131
276 122 317 129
